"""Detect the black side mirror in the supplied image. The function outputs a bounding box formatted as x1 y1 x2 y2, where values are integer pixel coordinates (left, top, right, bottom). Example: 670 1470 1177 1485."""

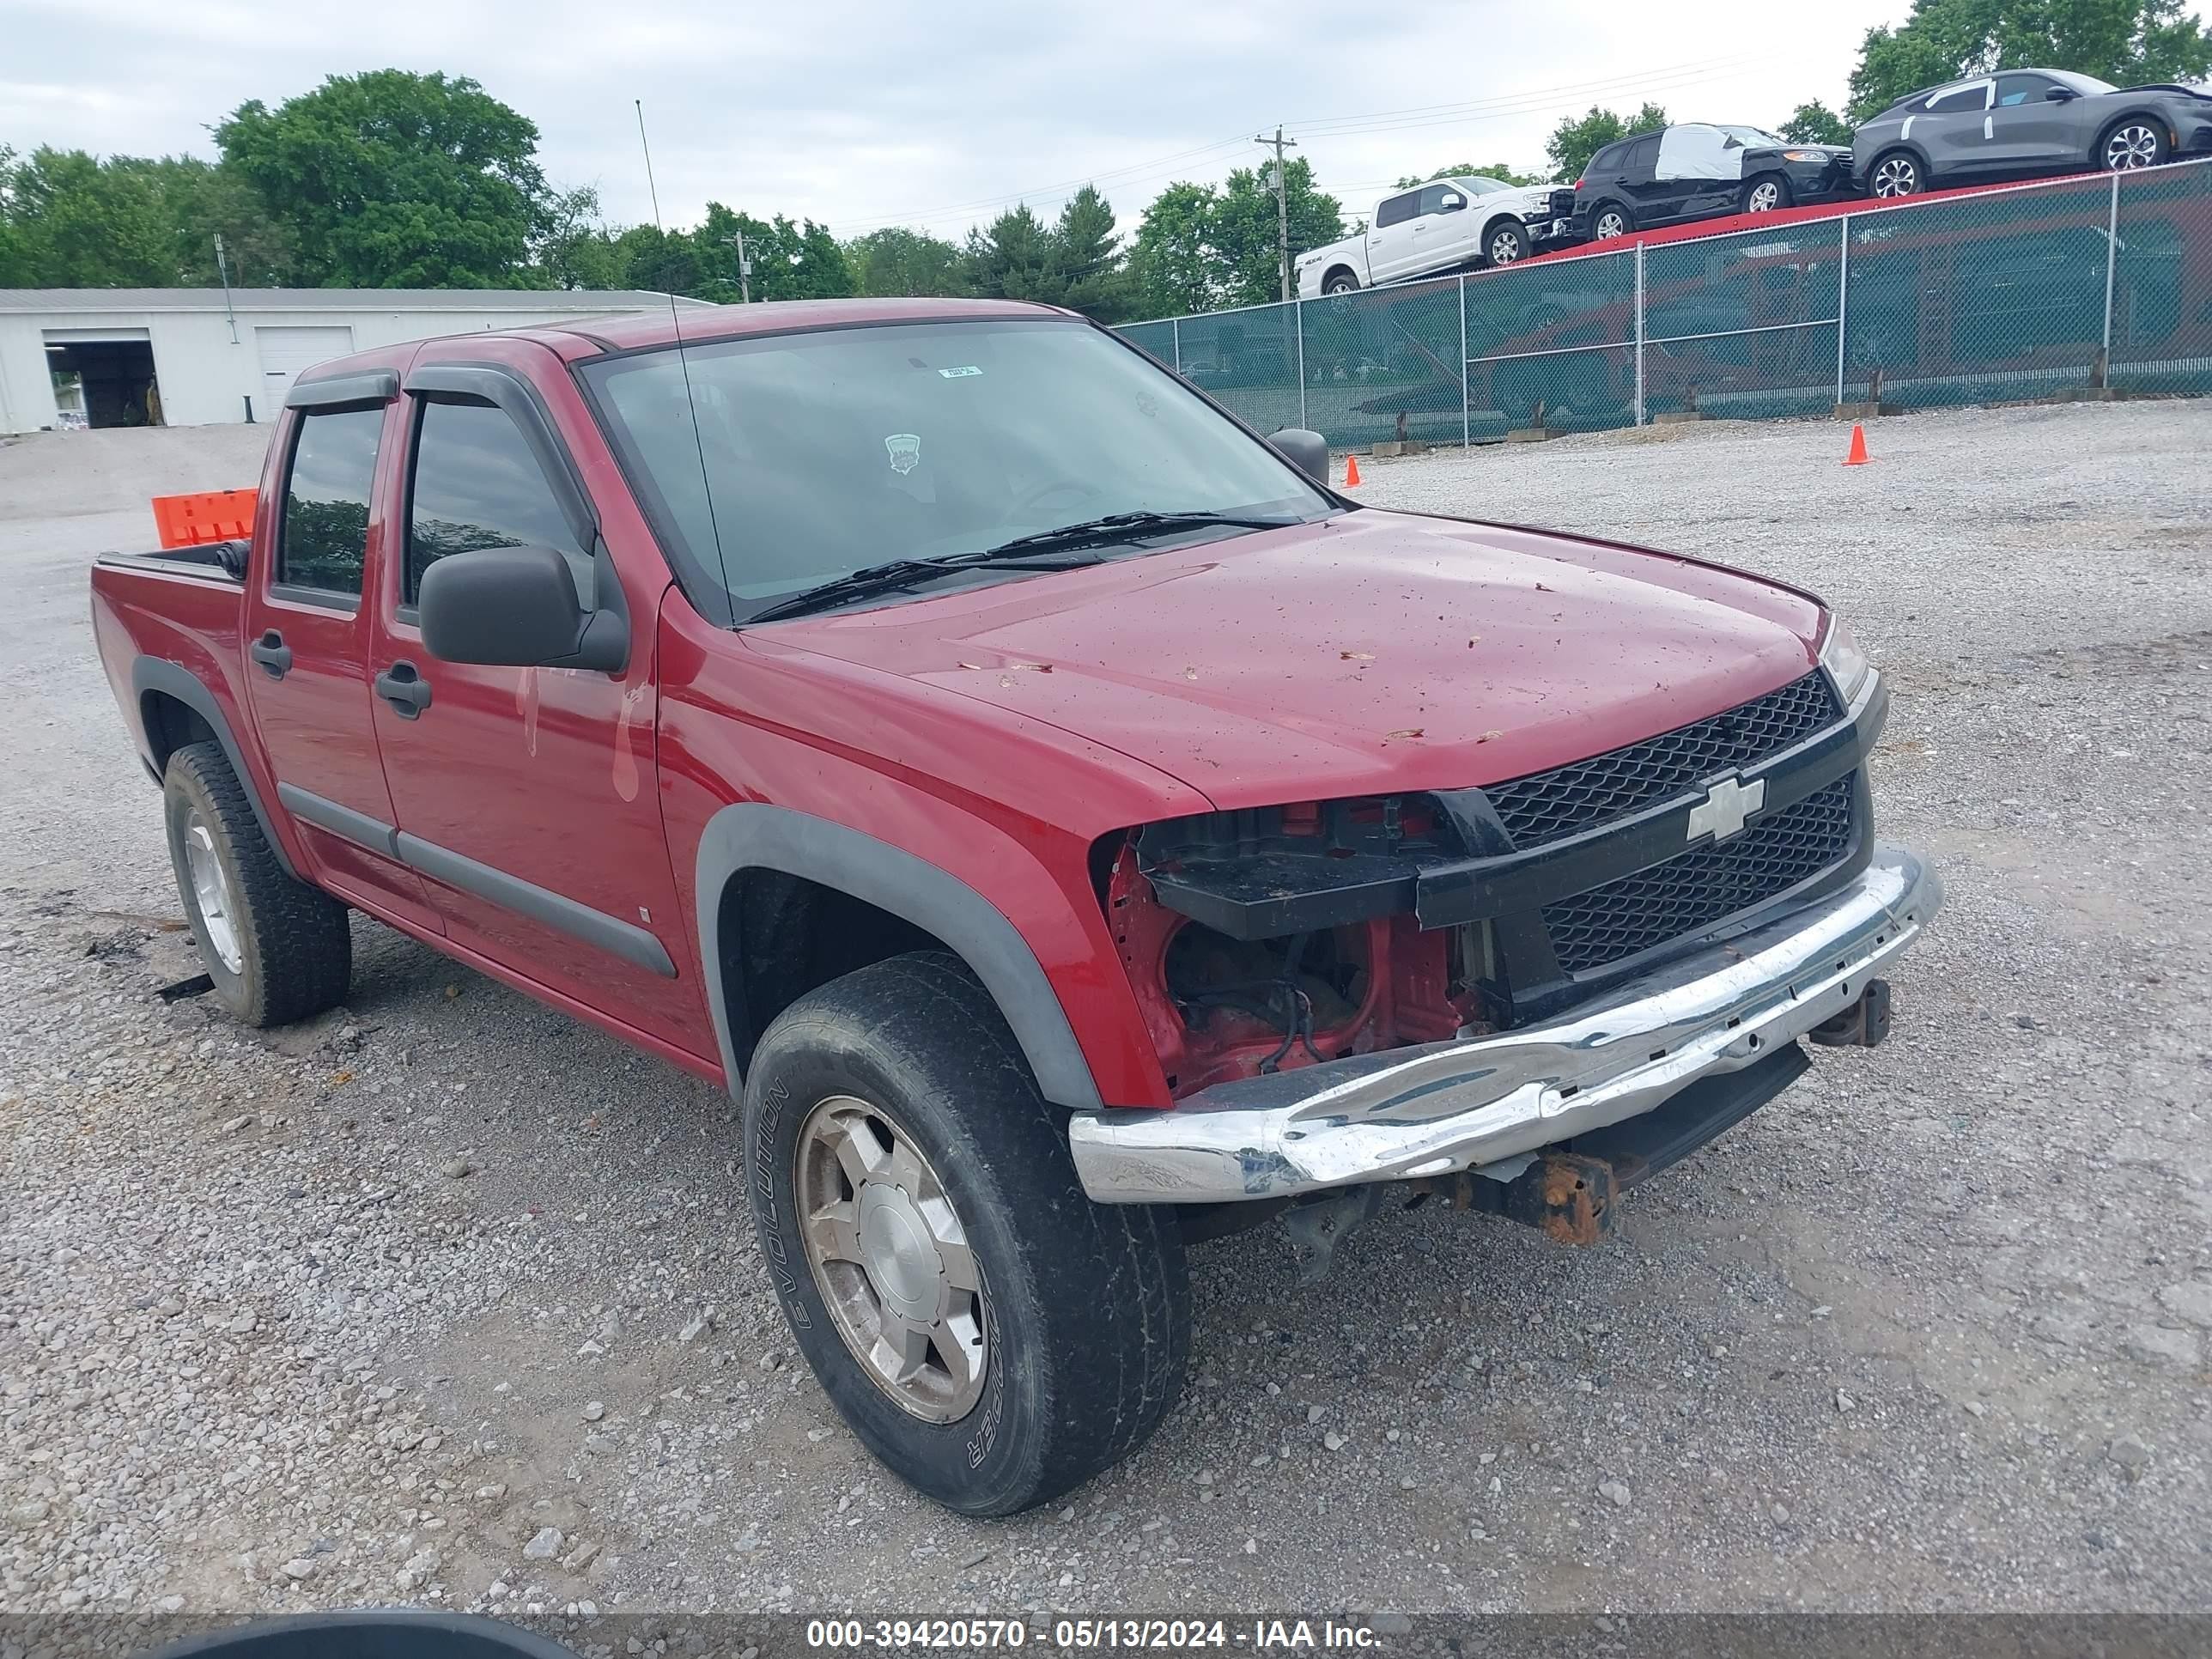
1267 428 1330 484
2045 85 2079 100
420 545 629 673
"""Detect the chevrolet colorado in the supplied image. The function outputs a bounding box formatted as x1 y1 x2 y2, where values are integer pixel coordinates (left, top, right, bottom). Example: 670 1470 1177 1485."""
91 297 1939 1516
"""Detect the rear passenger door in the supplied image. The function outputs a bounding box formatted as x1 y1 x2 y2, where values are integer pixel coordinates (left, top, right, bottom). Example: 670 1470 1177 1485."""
1364 190 1426 283
240 386 440 930
367 356 713 1061
1914 80 1995 179
1617 135 1674 223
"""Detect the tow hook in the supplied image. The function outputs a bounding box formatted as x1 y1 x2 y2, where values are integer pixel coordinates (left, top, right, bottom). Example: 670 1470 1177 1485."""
1810 977 1892 1048
1411 1153 1617 1248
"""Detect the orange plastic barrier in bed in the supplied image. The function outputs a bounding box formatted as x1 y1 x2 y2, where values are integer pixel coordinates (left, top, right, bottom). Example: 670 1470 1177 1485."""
152 488 257 550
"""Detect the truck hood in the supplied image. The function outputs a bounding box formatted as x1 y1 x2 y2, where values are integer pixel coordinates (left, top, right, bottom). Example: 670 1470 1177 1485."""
750 511 1825 811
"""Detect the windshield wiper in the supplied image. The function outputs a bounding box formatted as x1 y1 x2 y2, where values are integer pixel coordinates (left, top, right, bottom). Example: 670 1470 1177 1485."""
743 511 1296 624
744 550 1108 624
973 509 1297 561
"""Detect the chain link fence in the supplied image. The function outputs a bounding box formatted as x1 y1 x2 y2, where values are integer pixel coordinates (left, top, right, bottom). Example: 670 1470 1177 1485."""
1120 158 2212 445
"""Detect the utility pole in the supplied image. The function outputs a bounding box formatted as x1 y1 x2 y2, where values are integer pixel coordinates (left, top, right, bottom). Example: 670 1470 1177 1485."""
213 234 239 343
1255 125 1297 304
722 232 752 303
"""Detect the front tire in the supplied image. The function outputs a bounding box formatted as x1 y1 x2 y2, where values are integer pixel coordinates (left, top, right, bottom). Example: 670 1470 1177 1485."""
2102 120 2168 172
1741 173 1793 213
1484 219 1529 265
1869 150 1923 198
743 951 1191 1516
162 742 351 1027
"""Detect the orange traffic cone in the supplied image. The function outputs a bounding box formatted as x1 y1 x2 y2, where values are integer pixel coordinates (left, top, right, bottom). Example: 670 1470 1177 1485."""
1344 453 1363 487
1842 422 1871 466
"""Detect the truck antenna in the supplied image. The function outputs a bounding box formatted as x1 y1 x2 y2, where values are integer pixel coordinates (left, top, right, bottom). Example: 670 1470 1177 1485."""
635 99 728 595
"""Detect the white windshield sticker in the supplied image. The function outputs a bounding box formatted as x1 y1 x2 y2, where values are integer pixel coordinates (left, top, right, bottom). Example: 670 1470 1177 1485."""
884 433 921 475
938 365 982 379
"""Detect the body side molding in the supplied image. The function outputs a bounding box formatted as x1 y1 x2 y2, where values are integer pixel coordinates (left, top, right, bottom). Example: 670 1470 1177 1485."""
693 803 1103 1112
394 831 678 979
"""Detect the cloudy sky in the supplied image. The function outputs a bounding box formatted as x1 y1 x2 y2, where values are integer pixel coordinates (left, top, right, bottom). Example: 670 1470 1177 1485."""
4 0 1911 239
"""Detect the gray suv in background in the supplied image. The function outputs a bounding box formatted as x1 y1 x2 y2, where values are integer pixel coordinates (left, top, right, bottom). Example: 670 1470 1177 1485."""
1854 69 2212 198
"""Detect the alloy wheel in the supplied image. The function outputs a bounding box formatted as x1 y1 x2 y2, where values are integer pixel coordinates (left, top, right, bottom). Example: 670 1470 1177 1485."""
1594 210 1626 240
2105 125 2160 170
1747 179 1781 212
183 810 245 975
793 1094 988 1422
1871 156 1919 198
1489 232 1522 264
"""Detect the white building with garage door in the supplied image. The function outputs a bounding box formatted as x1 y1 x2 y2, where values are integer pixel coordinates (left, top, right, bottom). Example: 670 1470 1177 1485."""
0 288 708 434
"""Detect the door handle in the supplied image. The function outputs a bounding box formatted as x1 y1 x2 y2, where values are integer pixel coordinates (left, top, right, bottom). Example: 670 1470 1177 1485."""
375 660 433 719
249 630 292 679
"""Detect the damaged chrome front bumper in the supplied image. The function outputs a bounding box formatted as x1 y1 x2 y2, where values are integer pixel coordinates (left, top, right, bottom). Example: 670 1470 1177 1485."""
1068 843 1941 1204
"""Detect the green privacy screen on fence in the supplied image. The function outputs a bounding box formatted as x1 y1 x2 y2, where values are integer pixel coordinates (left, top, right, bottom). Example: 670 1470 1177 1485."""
1117 159 2212 447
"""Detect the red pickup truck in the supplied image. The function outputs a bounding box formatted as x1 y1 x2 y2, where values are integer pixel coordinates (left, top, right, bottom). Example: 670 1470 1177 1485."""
92 297 1938 1516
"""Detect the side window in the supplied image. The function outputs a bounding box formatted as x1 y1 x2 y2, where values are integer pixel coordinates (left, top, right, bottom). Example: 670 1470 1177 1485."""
1926 82 1990 113
1418 183 1466 216
277 406 382 599
1625 135 1660 173
1587 143 1624 175
405 398 586 605
1374 191 1421 228
1995 73 2056 106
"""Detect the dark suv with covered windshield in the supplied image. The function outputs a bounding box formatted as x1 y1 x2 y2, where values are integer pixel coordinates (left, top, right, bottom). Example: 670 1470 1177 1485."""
1572 124 1856 241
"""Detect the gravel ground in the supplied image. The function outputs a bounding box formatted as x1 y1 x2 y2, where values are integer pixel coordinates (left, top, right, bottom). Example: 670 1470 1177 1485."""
2 403 2209 1625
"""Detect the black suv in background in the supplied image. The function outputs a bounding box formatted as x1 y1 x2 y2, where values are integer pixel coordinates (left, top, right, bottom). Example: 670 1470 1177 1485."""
1573 125 1856 241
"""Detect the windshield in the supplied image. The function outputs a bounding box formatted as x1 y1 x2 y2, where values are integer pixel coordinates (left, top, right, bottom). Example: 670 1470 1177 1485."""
2053 70 2118 94
1719 125 1788 148
578 317 1333 621
1453 175 1512 195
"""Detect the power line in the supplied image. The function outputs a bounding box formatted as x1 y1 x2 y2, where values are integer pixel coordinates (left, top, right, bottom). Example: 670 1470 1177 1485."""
822 52 1767 237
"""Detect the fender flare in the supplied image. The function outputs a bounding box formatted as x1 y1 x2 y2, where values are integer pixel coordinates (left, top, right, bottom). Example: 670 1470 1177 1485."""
694 803 1103 1112
130 656 300 880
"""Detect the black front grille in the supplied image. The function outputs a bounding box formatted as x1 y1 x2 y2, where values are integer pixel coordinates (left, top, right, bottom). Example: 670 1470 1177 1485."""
1542 774 1858 975
1486 672 1840 848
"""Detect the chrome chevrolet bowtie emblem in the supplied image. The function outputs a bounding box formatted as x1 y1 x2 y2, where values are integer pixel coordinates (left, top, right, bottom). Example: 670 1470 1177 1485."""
1687 775 1765 842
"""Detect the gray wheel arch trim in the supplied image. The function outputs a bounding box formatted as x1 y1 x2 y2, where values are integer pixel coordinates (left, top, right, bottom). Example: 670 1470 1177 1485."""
694 803 1103 1112
130 657 301 880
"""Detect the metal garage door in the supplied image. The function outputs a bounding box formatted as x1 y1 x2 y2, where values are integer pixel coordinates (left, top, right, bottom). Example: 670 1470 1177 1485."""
255 325 355 409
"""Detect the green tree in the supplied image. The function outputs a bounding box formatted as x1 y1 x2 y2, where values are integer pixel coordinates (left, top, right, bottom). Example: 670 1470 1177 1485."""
609 223 699 296
1207 157 1344 308
1779 101 1855 143
1848 0 2212 118
1128 180 1218 319
845 226 969 297
1545 102 1670 181
533 185 628 290
692 204 853 301
1053 185 1136 321
1391 161 1547 187
216 70 549 287
961 204 1062 301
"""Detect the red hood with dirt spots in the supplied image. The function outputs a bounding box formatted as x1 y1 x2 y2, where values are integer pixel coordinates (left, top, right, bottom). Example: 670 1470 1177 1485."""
744 507 1827 811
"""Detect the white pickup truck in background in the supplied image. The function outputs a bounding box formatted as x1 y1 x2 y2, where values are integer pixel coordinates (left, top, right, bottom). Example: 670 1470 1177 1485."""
1297 176 1568 297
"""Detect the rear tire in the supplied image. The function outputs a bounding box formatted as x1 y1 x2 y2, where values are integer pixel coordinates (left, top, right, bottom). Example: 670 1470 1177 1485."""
1590 203 1631 241
2102 120 2168 172
1323 270 1359 295
1741 173 1793 213
743 951 1191 1516
1869 150 1923 198
162 742 351 1027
